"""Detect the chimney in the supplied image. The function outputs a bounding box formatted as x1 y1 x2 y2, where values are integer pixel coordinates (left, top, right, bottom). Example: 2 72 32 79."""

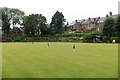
109 12 112 16
88 17 91 20
106 14 108 17
88 17 91 23
94 18 96 24
75 20 78 24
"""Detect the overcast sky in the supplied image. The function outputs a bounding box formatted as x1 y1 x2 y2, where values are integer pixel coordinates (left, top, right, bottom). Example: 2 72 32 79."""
0 0 119 24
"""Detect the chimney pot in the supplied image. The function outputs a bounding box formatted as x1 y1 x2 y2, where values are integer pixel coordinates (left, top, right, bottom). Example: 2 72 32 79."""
109 12 112 16
106 14 108 17
88 17 91 20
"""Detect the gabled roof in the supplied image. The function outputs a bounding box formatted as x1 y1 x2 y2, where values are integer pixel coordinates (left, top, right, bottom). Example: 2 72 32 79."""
70 14 118 26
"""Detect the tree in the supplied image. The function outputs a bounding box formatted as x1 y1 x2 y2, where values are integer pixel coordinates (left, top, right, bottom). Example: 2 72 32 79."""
102 17 115 37
0 7 25 36
23 14 47 36
9 8 25 27
50 11 65 34
115 15 120 43
1 13 11 36
115 15 120 37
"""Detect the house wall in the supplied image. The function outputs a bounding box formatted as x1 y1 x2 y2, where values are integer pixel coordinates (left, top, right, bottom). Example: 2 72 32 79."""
75 23 97 32
8 27 22 37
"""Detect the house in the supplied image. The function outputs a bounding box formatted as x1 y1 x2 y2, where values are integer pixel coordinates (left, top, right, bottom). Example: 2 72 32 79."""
8 27 22 37
66 25 74 33
2 27 23 41
68 12 118 33
96 12 118 32
70 17 100 33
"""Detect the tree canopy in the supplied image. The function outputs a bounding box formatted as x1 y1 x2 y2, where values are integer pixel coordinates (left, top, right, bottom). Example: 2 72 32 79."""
50 11 65 34
23 14 47 35
0 7 25 36
115 15 120 37
102 17 115 37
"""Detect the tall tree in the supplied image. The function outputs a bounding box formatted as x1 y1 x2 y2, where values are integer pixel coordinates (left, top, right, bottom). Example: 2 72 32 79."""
1 13 11 36
23 14 47 35
102 17 115 37
115 15 120 42
9 8 25 27
115 15 120 37
50 11 65 34
0 7 25 35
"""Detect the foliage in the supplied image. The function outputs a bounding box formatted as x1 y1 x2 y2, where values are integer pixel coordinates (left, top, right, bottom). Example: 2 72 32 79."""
102 16 120 43
0 7 25 35
110 37 120 43
62 33 84 37
83 34 93 43
23 14 47 35
2 8 120 43
1 13 11 35
6 37 13 42
0 7 25 26
102 17 115 37
50 11 65 34
103 36 111 43
83 28 99 34
115 15 120 39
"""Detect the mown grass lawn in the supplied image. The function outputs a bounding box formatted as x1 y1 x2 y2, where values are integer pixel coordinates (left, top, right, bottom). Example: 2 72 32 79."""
2 42 118 78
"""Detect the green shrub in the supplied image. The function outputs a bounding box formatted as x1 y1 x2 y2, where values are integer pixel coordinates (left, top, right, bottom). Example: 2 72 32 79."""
25 37 34 41
13 37 21 42
118 37 120 43
103 36 111 43
62 33 84 37
6 37 13 42
110 37 119 43
83 34 93 43
83 28 97 33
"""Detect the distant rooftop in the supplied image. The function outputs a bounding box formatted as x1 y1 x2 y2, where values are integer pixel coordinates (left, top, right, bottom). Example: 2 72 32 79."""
70 14 118 25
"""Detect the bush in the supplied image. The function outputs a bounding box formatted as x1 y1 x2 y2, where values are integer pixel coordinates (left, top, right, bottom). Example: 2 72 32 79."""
13 37 21 42
110 37 119 43
6 37 13 42
103 36 111 43
24 37 34 42
83 34 93 43
118 37 120 43
62 33 84 37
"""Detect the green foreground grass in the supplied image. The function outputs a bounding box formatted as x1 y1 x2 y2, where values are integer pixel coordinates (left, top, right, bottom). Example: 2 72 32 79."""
2 42 118 78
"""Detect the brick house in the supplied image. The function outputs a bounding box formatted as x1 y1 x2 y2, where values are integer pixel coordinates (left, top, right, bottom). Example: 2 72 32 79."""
8 27 22 37
70 17 100 33
68 12 117 33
